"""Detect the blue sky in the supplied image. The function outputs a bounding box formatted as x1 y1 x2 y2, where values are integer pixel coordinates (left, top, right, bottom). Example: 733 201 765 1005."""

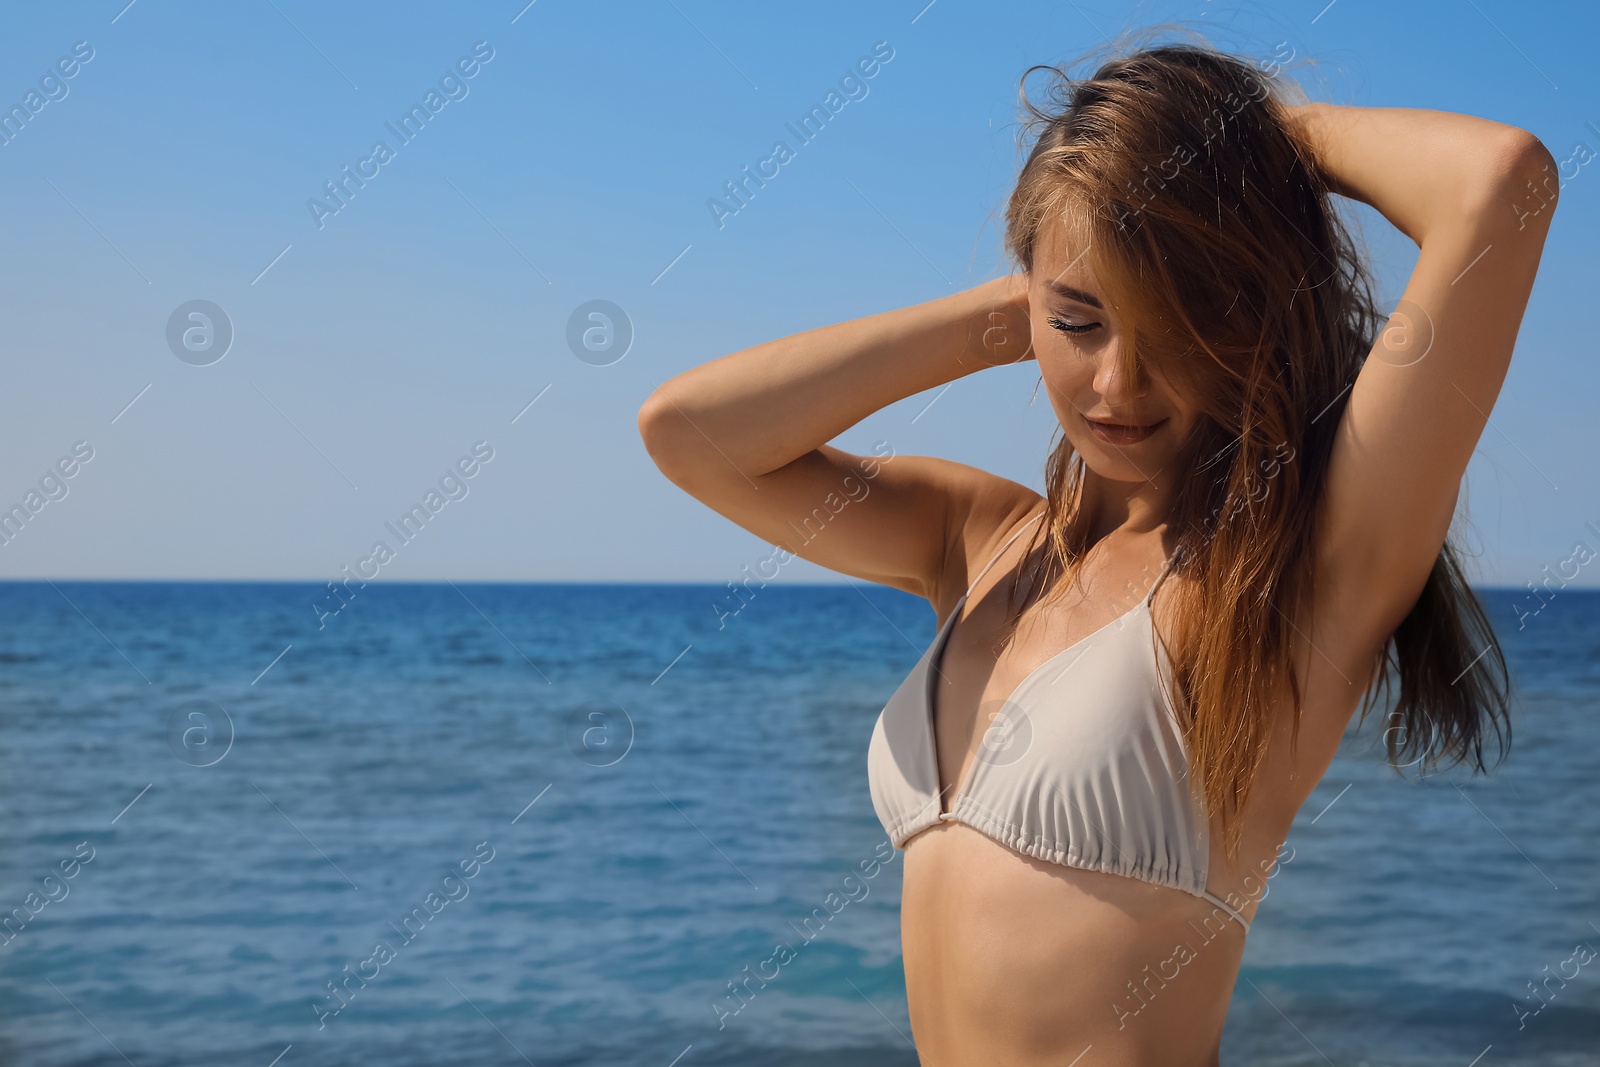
0 0 1594 585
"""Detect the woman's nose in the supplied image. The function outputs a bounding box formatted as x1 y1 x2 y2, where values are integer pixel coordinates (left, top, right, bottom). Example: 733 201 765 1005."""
1092 344 1150 403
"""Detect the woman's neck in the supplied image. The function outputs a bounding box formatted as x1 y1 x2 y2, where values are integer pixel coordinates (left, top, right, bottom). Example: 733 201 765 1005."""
1080 470 1176 543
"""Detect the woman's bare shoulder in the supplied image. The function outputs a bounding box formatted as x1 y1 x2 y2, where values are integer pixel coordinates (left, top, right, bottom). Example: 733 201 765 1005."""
932 480 1045 617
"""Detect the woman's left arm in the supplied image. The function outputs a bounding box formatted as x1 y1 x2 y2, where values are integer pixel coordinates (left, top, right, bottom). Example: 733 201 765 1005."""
1282 101 1559 640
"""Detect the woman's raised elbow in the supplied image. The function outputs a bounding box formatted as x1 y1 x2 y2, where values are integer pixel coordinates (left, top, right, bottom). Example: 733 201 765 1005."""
1474 129 1560 232
637 387 689 473
636 381 739 485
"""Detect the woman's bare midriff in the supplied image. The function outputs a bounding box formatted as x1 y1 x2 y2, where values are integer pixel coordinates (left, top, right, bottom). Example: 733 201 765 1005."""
900 817 1279 1067
895 511 1381 1064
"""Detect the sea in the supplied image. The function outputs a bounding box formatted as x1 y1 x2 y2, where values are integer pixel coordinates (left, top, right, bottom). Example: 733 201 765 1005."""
0 580 1594 1066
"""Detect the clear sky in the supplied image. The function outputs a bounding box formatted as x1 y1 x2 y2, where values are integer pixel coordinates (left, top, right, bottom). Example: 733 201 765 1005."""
0 0 1594 586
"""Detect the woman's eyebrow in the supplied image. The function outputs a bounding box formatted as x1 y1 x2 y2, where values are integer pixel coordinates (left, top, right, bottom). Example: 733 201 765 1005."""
1047 281 1104 309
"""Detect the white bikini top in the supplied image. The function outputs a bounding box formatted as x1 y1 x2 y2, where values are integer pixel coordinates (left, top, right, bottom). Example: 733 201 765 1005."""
866 511 1251 932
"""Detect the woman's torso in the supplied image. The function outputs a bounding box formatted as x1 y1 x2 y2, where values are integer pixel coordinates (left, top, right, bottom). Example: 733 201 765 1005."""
875 504 1382 1065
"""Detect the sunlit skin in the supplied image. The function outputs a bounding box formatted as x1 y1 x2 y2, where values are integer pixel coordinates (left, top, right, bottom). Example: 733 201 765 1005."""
640 94 1556 1066
1027 217 1205 517
898 214 1293 1067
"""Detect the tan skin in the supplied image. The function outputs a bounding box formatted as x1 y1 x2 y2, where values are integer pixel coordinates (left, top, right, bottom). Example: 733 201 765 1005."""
639 102 1557 1064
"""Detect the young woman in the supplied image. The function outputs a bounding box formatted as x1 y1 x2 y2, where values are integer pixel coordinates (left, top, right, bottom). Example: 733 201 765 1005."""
638 40 1556 1066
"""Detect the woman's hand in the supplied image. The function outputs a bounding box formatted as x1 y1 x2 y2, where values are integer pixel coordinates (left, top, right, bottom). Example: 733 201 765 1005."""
1276 100 1542 246
1301 99 1557 653
638 271 1044 603
640 274 1035 484
967 272 1035 367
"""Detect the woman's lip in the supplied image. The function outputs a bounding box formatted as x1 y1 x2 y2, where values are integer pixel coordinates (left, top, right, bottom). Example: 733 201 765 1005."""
1083 414 1167 444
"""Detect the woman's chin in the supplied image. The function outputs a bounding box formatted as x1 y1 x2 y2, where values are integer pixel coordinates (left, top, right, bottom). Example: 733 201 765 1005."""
1066 433 1174 480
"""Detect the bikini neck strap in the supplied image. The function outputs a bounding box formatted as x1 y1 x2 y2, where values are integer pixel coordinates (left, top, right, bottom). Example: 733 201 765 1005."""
962 511 1046 601
1144 540 1185 607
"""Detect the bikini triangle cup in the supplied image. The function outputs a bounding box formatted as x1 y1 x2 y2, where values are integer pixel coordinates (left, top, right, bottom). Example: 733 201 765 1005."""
865 511 1251 932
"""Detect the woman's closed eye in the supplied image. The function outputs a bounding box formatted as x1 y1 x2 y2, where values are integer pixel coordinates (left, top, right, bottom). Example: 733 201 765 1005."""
1047 316 1100 335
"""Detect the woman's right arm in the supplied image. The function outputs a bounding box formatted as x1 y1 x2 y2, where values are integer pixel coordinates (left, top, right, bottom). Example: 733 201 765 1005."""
637 274 1038 603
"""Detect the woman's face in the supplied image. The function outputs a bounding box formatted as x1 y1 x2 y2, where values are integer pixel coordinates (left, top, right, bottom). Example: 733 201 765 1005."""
1027 216 1203 482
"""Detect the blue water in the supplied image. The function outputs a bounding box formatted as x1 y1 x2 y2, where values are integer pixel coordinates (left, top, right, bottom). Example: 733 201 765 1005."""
0 580 1595 1065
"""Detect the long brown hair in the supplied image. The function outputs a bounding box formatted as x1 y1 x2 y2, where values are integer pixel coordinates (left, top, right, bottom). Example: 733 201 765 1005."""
996 30 1512 858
